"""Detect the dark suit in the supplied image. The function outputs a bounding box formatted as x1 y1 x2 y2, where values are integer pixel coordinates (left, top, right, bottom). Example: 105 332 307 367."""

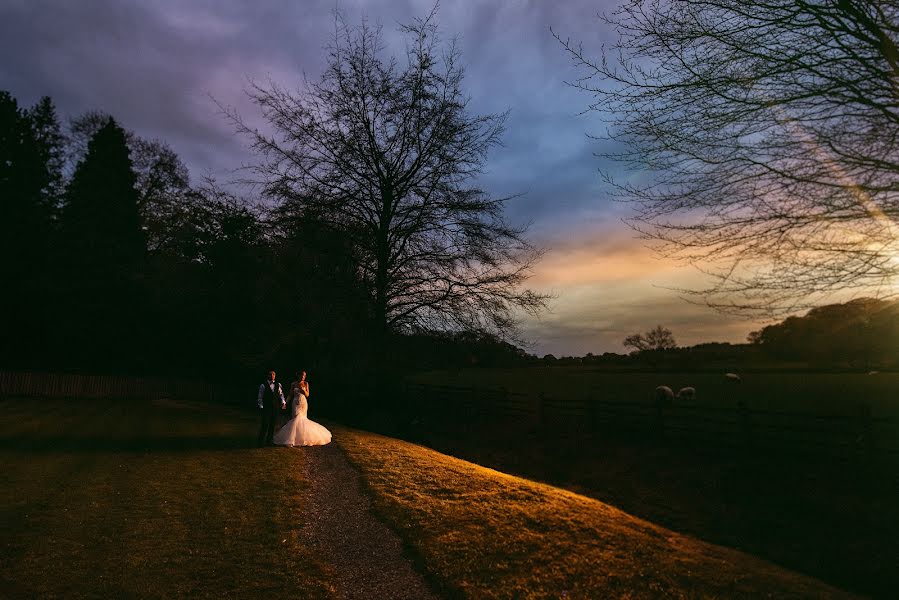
257 380 282 446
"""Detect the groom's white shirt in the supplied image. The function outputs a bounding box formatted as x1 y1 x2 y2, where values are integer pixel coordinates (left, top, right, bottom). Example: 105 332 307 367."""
257 381 286 409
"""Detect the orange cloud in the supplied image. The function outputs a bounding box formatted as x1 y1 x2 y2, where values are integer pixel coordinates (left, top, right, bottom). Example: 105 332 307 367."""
523 230 765 355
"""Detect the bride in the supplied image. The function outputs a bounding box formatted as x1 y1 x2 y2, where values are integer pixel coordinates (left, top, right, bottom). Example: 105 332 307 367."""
273 371 331 447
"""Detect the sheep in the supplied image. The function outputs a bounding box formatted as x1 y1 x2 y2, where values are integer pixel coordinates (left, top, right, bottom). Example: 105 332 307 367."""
676 386 696 401
725 372 742 382
655 385 675 405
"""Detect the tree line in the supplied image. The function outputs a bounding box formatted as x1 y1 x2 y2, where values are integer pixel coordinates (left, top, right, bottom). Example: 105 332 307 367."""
537 299 898 371
748 297 899 369
0 89 536 381
0 11 548 387
0 90 362 379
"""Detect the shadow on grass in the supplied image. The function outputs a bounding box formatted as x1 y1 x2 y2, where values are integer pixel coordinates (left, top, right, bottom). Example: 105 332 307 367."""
0 397 271 453
2 396 337 599
0 433 262 453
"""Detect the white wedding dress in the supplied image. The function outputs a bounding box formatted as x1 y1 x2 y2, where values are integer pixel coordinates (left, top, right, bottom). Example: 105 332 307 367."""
273 389 331 447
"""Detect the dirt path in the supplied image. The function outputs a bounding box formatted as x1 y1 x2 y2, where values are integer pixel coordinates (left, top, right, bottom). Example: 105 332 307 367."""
298 438 441 600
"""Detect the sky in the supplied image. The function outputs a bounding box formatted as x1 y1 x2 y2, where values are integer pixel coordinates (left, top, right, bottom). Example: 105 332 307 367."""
0 0 766 356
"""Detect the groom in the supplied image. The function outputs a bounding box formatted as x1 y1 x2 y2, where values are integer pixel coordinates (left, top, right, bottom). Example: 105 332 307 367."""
257 370 286 447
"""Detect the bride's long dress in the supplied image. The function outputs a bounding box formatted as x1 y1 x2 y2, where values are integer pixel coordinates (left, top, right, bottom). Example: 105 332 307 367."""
273 390 331 447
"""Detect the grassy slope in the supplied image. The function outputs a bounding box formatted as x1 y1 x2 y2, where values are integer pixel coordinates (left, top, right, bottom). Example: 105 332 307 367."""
335 425 857 600
1 398 334 599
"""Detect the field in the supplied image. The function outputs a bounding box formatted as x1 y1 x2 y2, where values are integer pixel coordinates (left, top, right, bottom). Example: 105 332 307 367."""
1 397 335 599
407 367 899 415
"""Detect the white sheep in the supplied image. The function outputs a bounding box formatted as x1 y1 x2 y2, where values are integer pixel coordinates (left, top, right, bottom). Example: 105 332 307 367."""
655 385 675 405
676 386 696 401
725 372 742 382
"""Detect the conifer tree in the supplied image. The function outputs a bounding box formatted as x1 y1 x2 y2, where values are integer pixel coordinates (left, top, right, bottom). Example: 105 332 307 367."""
0 91 57 365
25 96 66 211
63 118 145 273
60 118 146 366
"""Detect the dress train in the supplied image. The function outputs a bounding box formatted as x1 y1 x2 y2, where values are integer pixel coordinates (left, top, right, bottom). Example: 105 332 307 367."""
273 394 331 447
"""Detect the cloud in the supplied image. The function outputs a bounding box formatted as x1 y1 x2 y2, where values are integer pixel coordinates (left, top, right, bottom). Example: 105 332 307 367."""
518 227 766 356
521 282 761 357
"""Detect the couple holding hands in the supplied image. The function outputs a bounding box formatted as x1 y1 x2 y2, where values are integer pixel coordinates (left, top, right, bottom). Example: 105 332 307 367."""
257 370 332 448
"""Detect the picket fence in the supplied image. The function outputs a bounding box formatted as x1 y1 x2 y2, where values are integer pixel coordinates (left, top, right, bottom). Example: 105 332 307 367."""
404 382 899 460
0 371 238 404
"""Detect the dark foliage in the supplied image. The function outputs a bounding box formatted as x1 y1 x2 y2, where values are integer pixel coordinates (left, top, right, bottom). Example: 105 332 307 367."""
749 297 899 369
0 91 373 381
56 118 146 369
0 93 59 366
1 89 541 410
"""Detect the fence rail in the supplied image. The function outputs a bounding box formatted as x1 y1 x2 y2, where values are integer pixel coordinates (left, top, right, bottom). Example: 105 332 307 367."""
0 371 237 403
403 382 899 459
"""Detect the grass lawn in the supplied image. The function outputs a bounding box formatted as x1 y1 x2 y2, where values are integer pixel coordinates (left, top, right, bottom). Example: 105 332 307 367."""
1 397 334 599
336 425 858 600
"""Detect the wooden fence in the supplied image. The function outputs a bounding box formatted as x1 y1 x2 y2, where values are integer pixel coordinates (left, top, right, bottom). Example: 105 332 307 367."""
404 382 899 459
0 371 239 404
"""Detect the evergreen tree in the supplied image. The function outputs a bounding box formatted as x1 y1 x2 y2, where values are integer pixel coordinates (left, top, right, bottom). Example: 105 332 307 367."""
63 119 144 271
0 94 63 228
0 91 56 366
59 118 146 368
0 92 53 240
68 110 192 256
25 96 65 212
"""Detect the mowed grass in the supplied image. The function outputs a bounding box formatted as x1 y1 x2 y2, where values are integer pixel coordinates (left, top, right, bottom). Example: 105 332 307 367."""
410 368 899 414
1 397 334 599
336 425 857 600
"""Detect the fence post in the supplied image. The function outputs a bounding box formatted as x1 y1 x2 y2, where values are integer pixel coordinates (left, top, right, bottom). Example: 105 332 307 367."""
655 395 666 439
857 404 874 460
737 399 752 449
403 381 416 423
535 391 546 426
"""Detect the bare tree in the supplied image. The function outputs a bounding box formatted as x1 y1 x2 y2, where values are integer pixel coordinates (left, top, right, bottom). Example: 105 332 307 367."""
557 0 899 316
623 325 677 352
225 9 547 338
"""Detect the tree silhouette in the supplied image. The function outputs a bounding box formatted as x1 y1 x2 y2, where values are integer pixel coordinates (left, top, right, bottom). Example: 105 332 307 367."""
0 93 59 365
25 96 65 211
63 119 144 269
749 298 899 368
0 87 539 381
225 8 547 341
59 118 146 366
0 93 55 234
67 110 192 256
558 0 899 316
623 325 677 353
